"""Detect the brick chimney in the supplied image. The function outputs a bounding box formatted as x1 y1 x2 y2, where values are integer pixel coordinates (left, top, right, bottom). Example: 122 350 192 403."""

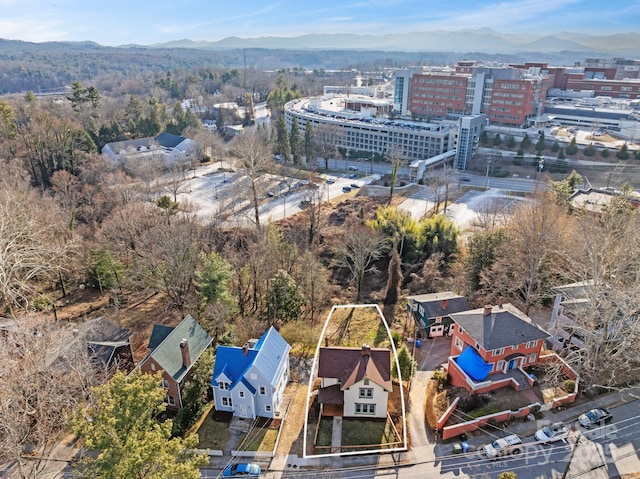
441 298 448 310
324 337 329 347
361 344 371 356
179 339 190 368
483 305 493 316
242 342 249 356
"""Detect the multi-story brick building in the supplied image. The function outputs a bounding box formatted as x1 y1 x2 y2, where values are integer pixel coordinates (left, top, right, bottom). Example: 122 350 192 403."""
395 62 549 128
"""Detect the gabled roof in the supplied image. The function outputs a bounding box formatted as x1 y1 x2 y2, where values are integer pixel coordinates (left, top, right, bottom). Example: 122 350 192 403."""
318 346 392 392
148 324 175 351
211 326 290 391
408 291 471 318
74 317 132 367
145 315 212 383
449 303 549 351
103 132 186 155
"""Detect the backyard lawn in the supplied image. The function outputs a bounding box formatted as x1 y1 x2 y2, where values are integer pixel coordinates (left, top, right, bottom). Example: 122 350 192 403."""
243 418 280 452
324 306 393 348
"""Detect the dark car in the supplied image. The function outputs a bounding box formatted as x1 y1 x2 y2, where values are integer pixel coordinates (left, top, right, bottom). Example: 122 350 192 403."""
578 408 612 428
326 178 336 184
222 463 261 477
348 165 358 171
342 186 352 193
350 183 360 189
460 176 471 182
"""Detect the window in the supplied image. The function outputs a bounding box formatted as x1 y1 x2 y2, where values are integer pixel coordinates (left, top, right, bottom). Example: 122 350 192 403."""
455 337 463 351
161 379 169 389
221 397 232 407
359 388 373 398
492 348 505 357
150 363 156 371
355 404 376 414
219 382 229 391
259 386 266 395
364 378 370 386
239 391 245 398
475 342 480 350
265 405 272 412
459 325 465 334
435 316 442 324
525 340 538 349
166 395 175 406
496 360 505 372
528 353 537 364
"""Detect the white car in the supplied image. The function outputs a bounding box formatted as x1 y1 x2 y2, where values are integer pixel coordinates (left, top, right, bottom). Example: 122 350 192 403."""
483 434 523 458
535 423 569 443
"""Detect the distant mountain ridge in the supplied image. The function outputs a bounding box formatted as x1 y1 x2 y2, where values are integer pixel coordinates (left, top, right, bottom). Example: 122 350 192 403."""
146 29 640 55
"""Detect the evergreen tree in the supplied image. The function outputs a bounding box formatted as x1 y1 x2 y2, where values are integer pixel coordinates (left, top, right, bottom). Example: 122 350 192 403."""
616 142 630 160
479 130 489 145
520 133 532 150
584 143 596 157
303 119 315 165
276 115 291 163
72 371 208 479
506 135 516 148
289 118 303 166
565 137 578 155
492 133 502 146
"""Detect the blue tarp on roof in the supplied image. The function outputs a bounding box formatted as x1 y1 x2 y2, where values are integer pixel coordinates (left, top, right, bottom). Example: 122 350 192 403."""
456 346 492 381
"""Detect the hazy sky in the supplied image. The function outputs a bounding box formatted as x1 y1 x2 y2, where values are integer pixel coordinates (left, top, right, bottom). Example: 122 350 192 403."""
1 0 639 45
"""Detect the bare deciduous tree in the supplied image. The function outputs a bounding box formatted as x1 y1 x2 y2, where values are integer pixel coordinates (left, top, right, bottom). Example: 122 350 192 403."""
0 317 99 479
0 185 76 313
229 129 271 230
334 226 386 300
314 123 344 170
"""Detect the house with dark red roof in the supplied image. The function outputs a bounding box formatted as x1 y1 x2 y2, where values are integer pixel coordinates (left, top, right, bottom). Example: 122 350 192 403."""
317 345 391 418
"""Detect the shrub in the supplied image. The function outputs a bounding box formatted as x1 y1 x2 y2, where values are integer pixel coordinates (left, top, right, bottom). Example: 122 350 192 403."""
562 379 576 393
493 133 502 146
584 144 596 156
601 148 610 158
498 472 518 479
432 369 448 388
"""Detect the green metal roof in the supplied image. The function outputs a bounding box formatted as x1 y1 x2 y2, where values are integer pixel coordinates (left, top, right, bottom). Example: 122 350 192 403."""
146 315 212 383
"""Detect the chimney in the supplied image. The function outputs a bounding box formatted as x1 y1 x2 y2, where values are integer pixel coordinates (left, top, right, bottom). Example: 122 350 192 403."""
483 305 493 316
179 339 190 368
242 342 249 356
361 344 371 356
324 337 329 347
442 299 448 310
498 296 504 308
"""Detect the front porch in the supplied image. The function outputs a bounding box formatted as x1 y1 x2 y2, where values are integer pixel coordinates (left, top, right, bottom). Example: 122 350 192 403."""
447 354 535 395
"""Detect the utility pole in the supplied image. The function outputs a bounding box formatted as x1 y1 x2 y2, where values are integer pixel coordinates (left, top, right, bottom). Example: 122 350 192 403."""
485 158 492 190
561 434 581 479
371 152 374 175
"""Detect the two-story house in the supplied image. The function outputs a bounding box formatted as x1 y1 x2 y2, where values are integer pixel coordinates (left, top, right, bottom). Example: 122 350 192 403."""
139 315 212 410
447 303 550 394
317 345 391 419
407 291 470 338
211 326 290 419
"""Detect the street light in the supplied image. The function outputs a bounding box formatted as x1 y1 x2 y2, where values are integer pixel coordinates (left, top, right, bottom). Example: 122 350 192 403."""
536 158 545 188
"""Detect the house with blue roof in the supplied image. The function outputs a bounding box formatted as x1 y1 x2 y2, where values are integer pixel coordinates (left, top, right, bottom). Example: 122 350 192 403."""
211 326 290 419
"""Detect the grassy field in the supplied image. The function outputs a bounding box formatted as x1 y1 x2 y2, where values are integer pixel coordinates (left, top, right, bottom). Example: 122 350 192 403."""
244 427 279 452
324 306 392 348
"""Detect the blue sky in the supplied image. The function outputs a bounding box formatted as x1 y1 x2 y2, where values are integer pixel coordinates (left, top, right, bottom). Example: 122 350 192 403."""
1 0 639 45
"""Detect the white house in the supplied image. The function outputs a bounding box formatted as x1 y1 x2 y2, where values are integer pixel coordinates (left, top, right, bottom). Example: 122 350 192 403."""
317 345 391 419
211 327 290 419
101 132 202 166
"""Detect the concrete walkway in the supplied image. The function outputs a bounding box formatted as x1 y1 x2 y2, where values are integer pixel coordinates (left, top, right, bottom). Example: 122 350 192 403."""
330 417 343 453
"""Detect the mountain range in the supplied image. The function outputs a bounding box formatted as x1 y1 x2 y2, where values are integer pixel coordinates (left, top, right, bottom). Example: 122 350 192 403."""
147 29 640 55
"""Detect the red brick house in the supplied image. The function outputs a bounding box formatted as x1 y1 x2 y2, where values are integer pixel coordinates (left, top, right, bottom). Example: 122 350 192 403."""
139 315 212 410
447 303 550 394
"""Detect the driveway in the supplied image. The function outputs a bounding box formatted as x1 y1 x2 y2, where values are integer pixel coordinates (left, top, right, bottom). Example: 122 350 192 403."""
407 337 452 448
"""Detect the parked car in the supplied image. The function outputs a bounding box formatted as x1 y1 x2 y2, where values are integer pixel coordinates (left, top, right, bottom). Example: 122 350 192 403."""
222 463 261 477
350 183 360 189
349 173 357 179
578 408 612 428
535 423 569 443
342 186 352 193
594 142 605 147
266 191 275 198
460 176 471 182
348 165 358 171
483 434 523 459
326 178 336 184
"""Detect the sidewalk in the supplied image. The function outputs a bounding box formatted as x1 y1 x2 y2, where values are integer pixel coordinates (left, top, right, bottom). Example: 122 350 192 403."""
434 386 640 454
